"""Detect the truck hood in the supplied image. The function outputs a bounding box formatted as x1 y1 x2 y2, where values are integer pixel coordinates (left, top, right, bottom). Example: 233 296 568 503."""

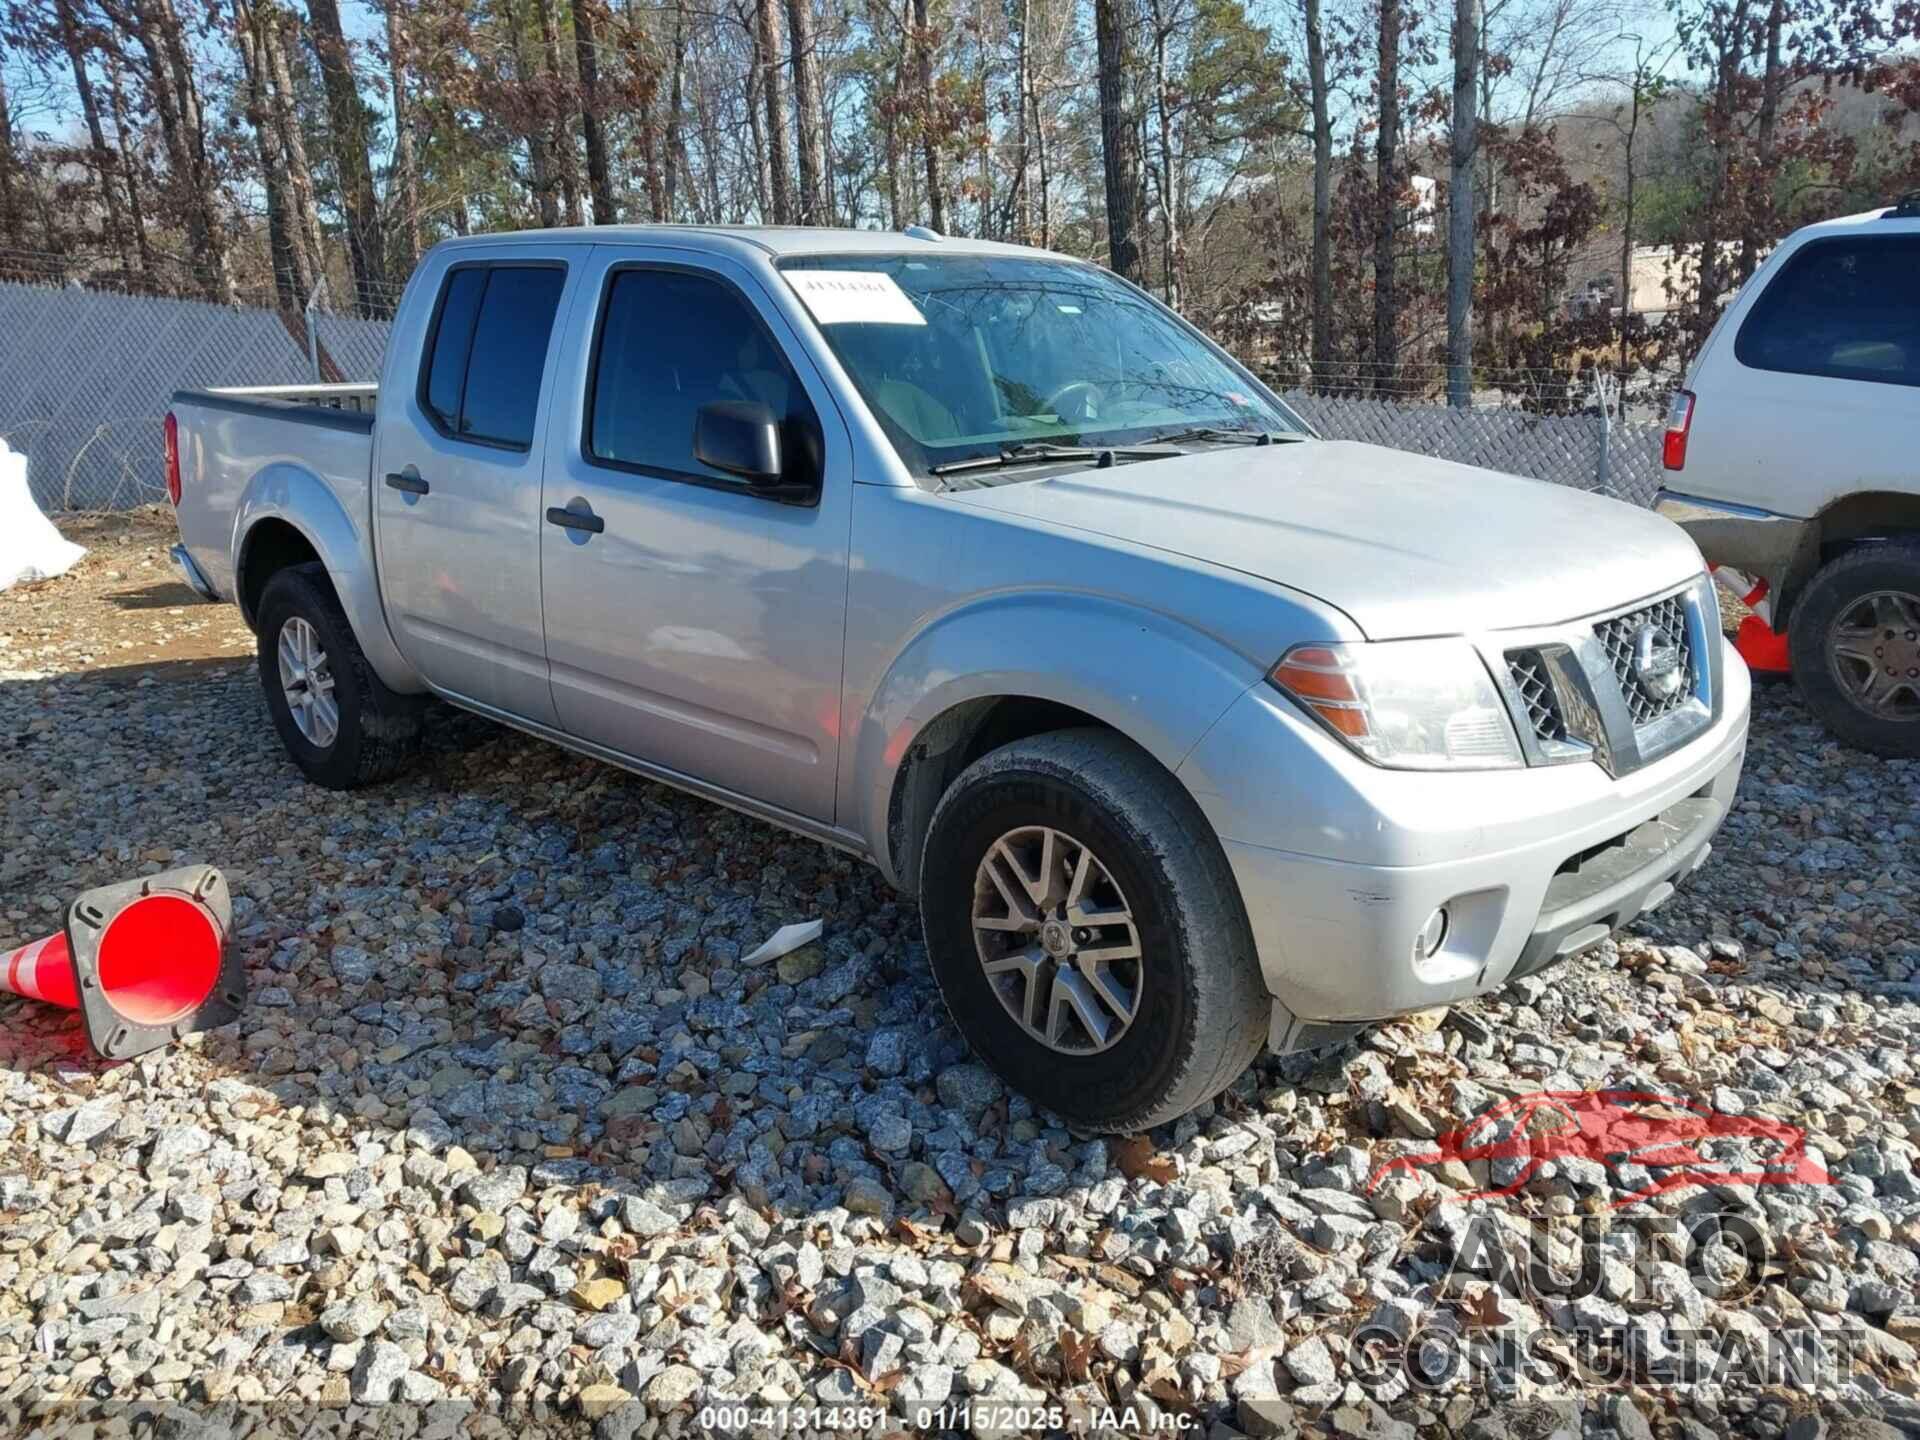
946 440 1704 639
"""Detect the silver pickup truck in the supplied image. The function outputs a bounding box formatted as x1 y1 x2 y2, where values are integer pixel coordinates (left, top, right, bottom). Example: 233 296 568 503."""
168 226 1750 1130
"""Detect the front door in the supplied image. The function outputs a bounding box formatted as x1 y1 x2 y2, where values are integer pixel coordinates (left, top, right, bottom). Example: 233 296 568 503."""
374 249 579 725
538 250 852 821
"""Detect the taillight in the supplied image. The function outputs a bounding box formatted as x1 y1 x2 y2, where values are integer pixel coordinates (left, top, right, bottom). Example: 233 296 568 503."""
163 411 182 505
1662 390 1694 471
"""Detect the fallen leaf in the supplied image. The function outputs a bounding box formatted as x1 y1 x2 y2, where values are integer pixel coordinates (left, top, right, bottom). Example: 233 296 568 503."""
1111 1134 1178 1183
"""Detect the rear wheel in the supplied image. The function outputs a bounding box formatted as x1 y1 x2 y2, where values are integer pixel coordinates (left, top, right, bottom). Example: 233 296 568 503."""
256 563 425 788
918 728 1268 1132
1788 540 1920 758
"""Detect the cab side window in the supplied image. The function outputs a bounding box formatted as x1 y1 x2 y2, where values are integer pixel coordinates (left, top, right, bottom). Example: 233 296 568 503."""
1735 236 1920 388
587 268 821 488
419 265 568 449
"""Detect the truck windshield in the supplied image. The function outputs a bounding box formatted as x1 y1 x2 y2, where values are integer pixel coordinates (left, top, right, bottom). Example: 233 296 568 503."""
776 254 1303 480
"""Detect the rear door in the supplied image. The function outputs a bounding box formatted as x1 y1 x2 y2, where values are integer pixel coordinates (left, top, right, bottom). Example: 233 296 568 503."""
374 247 578 725
536 247 852 822
1687 230 1920 516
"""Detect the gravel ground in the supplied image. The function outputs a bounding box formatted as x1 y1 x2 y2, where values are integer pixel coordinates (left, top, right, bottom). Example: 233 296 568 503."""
2 513 1918 1439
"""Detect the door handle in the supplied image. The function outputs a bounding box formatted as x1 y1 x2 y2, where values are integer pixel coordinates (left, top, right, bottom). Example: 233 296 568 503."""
385 472 429 495
546 505 604 534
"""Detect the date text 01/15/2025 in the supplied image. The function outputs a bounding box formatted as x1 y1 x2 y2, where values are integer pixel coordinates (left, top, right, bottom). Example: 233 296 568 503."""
696 1403 1201 1432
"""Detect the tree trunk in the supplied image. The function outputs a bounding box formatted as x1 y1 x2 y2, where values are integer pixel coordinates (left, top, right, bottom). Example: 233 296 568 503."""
1150 0 1180 306
127 0 227 297
1094 0 1143 279
233 0 305 307
260 3 325 290
535 0 585 226
54 0 139 281
664 7 687 219
1619 74 1642 373
755 0 793 222
1304 0 1331 380
571 0 616 223
105 54 155 278
912 0 945 229
1739 0 1783 282
1372 0 1402 390
0 46 22 252
1011 0 1031 240
1696 0 1749 334
308 0 388 313
386 1 422 267
508 0 562 226
1445 0 1478 406
788 0 825 221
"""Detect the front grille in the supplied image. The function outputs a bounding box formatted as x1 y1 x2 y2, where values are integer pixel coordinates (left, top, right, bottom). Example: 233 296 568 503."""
1508 651 1568 743
1594 595 1695 726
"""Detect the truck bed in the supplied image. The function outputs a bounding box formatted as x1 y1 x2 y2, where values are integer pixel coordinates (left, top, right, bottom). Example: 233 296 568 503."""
169 384 379 612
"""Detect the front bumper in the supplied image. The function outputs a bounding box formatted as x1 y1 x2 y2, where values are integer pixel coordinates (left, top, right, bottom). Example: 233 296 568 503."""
1178 635 1750 1040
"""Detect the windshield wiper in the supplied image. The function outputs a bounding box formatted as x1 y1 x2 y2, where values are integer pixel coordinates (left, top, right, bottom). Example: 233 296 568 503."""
929 441 1176 477
1151 426 1302 447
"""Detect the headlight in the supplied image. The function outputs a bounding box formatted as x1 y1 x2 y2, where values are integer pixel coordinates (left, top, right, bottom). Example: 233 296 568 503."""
1270 639 1524 770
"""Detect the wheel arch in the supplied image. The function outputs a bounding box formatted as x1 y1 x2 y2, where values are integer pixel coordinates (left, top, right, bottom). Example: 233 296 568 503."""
854 591 1261 893
1778 490 1920 625
232 463 423 694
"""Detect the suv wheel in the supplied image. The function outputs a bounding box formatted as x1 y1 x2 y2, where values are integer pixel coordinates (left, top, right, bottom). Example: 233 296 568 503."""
918 728 1268 1131
256 563 425 788
1788 540 1920 758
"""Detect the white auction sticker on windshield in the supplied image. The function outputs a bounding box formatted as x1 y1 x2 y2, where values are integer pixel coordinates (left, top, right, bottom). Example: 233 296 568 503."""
786 270 927 326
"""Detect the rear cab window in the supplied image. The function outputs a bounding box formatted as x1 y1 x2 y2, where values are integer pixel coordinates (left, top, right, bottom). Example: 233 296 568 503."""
418 263 568 449
1736 234 1920 388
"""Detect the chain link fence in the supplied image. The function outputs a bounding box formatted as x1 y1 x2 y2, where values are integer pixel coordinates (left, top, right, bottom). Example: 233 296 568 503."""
1 278 1666 512
0 278 389 511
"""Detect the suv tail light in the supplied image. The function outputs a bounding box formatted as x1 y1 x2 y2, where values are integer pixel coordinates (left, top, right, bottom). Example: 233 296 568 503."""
1662 390 1694 471
163 411 181 505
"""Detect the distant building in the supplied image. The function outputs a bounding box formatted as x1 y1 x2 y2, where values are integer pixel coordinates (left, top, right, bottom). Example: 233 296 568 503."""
1568 242 1752 322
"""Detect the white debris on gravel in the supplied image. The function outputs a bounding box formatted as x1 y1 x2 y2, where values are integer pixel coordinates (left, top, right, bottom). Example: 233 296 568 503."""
2 519 1918 1438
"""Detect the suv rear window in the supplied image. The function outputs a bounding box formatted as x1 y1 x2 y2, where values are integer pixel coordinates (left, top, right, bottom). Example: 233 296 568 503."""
1735 235 1920 388
419 265 567 448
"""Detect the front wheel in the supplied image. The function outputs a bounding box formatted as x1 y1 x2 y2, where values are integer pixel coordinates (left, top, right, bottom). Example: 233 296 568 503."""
918 729 1268 1132
256 563 425 789
1787 540 1920 758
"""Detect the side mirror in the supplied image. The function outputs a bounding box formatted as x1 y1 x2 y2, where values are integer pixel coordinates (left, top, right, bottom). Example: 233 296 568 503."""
694 401 782 486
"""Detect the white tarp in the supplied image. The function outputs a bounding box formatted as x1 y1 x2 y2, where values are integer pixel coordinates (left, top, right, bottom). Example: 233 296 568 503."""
0 440 86 591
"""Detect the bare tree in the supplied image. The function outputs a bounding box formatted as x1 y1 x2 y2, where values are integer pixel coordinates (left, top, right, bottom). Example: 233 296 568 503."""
912 0 945 228
1372 0 1402 387
0 38 22 249
1303 0 1332 374
788 0 826 221
1095 0 1143 278
259 2 324 286
387 0 423 265
757 0 794 221
535 0 585 225
572 0 615 222
1446 0 1479 405
308 0 388 311
54 0 139 279
233 0 306 304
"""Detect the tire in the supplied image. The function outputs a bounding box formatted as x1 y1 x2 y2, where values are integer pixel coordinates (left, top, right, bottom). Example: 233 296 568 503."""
918 728 1268 1132
1787 539 1920 758
256 562 425 789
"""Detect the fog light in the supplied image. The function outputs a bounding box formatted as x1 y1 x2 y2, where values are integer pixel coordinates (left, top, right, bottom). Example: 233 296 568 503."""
1413 907 1450 963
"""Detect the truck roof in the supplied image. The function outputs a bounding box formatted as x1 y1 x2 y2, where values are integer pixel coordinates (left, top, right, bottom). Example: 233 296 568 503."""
1789 203 1920 236
428 225 1074 265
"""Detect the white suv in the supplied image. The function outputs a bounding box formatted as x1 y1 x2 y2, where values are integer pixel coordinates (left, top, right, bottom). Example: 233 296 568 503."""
1658 202 1920 756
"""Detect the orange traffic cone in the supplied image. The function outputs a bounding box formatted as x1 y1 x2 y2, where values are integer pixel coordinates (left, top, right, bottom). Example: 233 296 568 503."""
1710 564 1793 676
1 865 243 1060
